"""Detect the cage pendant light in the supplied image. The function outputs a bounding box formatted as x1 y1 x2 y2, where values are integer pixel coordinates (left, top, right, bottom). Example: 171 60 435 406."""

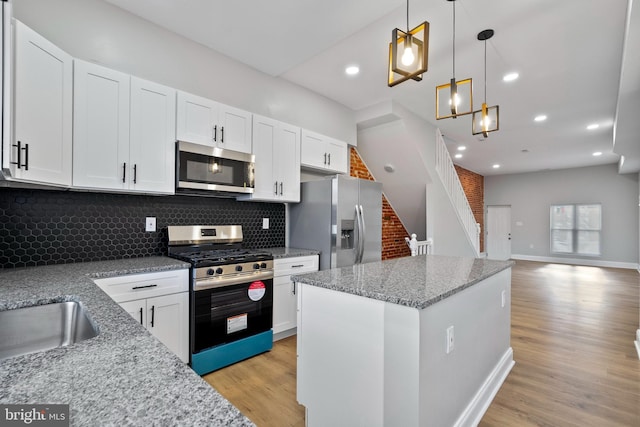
472 29 499 137
435 0 472 119
388 0 429 87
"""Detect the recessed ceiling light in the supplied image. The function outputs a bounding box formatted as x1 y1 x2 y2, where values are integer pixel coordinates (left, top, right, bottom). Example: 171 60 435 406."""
534 115 547 122
492 164 501 169
454 153 463 159
587 123 599 130
592 151 603 156
503 72 519 82
345 65 360 76
457 146 466 151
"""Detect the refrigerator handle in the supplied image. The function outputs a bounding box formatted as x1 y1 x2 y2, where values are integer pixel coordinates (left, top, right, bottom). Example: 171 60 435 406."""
355 204 362 264
359 205 366 263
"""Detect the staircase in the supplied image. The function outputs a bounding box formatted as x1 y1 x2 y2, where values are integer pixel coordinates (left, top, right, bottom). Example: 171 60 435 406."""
434 128 481 257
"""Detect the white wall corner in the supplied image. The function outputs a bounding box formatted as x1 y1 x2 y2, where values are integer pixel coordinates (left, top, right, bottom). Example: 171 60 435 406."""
635 329 640 360
355 100 401 131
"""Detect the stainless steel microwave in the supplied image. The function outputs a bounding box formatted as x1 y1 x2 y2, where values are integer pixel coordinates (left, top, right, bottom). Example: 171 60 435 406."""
176 141 254 195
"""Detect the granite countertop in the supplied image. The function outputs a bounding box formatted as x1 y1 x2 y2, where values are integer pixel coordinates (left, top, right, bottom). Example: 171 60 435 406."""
291 255 514 310
0 257 254 427
263 247 320 259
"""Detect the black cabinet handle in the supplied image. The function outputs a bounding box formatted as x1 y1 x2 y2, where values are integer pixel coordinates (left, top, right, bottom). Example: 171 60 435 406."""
292 264 304 268
150 305 155 327
327 153 331 166
138 307 143 325
133 164 137 184
220 126 224 143
279 182 283 195
11 141 28 170
274 181 278 195
122 162 127 183
213 125 217 142
292 282 296 295
24 144 29 170
131 284 158 290
323 152 327 165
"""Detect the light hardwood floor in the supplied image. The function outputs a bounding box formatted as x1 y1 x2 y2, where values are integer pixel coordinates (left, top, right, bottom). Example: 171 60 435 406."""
204 261 640 427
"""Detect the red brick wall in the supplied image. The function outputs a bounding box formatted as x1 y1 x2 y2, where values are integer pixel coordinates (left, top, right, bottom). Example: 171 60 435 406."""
454 165 484 252
350 147 411 259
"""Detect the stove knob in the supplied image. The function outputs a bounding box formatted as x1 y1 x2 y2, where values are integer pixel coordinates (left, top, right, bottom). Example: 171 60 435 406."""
207 268 215 276
253 263 260 270
260 262 267 269
216 267 223 274
235 265 243 272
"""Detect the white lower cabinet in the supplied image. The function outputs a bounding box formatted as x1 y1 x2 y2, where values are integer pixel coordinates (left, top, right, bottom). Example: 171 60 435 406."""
94 269 189 362
273 255 318 338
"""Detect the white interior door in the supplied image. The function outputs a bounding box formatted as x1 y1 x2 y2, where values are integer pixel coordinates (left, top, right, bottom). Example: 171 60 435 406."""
486 205 511 260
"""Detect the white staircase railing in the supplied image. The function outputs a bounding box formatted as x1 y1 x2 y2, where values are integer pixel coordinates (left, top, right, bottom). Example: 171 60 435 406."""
434 129 480 256
405 234 433 256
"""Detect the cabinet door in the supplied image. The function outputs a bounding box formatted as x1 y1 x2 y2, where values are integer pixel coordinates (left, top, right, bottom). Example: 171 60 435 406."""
147 292 189 363
218 104 252 154
273 275 298 334
275 123 301 202
119 299 146 327
129 77 176 193
300 130 327 170
73 60 130 190
176 91 218 146
325 137 348 174
250 115 277 200
12 20 72 186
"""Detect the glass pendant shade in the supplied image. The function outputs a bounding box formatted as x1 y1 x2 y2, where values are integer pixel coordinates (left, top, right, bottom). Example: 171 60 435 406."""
435 78 473 119
388 22 429 87
472 103 499 137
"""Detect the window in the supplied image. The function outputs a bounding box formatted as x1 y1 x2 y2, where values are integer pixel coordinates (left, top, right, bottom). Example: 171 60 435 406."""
550 204 601 256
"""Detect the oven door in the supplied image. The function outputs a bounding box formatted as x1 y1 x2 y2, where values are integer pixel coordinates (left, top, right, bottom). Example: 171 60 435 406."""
192 277 273 354
176 140 254 194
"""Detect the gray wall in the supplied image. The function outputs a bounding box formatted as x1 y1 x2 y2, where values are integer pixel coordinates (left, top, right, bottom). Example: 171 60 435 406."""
13 0 356 145
485 164 639 265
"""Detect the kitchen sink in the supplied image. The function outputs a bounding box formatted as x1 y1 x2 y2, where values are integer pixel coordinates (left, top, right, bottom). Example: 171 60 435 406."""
0 301 99 360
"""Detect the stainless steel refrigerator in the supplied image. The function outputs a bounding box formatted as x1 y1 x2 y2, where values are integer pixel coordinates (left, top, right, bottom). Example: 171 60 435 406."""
289 175 382 270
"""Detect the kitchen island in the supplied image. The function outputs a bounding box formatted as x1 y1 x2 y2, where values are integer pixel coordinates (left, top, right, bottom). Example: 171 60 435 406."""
292 254 515 427
0 257 254 426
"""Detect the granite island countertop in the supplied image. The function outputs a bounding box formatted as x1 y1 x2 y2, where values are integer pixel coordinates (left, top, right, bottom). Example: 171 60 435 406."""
291 254 514 309
0 257 254 427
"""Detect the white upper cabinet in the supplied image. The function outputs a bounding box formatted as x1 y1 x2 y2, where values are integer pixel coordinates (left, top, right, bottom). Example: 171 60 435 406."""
300 129 348 174
73 60 176 194
11 20 73 186
73 60 130 190
129 77 176 193
176 91 252 154
240 115 300 203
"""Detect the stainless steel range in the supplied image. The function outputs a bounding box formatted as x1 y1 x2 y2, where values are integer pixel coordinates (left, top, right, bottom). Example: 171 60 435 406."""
167 225 273 375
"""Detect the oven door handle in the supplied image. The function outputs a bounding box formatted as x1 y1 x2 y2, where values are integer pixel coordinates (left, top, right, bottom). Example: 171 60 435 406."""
194 271 274 291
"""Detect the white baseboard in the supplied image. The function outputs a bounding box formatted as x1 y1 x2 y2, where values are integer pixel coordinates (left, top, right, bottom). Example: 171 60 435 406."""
273 328 296 342
635 329 640 360
454 347 515 427
511 254 638 270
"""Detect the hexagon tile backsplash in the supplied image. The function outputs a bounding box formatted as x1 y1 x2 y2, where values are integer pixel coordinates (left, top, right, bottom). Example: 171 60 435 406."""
0 188 285 269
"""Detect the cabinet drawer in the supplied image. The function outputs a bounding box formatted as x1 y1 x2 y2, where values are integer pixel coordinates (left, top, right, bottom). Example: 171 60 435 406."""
94 269 189 303
274 255 319 277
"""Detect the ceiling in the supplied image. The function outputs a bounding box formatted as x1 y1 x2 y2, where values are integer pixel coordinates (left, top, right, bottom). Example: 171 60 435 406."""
102 0 639 176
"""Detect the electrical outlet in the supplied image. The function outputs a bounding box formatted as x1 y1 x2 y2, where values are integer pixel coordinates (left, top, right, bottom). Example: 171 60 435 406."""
446 326 454 354
262 218 269 229
145 217 156 232
501 290 506 308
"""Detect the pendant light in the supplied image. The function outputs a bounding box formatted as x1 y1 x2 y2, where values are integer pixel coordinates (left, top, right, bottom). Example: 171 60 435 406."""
472 29 499 137
388 0 429 87
435 0 472 119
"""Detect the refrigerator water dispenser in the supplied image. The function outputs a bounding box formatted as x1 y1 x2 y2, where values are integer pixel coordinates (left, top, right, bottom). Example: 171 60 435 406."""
340 220 355 249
